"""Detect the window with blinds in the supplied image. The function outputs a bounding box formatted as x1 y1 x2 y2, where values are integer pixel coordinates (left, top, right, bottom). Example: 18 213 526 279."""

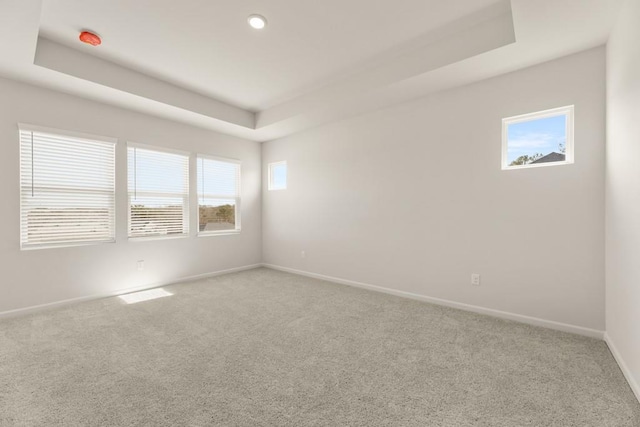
19 126 116 249
128 145 189 238
197 156 241 234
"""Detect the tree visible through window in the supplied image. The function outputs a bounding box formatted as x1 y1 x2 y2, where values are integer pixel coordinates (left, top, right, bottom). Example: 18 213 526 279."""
197 156 241 234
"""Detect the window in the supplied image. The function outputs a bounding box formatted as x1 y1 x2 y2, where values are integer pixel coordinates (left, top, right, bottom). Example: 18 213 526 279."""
268 161 287 190
128 145 189 238
197 156 241 234
19 125 116 249
502 106 574 170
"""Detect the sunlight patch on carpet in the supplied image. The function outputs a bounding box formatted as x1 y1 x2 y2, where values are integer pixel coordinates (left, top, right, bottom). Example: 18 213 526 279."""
118 288 173 304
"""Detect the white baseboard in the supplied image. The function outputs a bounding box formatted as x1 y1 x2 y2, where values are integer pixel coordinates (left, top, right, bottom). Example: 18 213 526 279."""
0 263 262 319
604 333 640 404
262 263 605 340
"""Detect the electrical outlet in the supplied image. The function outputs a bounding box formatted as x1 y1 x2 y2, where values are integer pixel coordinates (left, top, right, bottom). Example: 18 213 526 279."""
301 250 306 259
471 274 481 286
137 260 145 271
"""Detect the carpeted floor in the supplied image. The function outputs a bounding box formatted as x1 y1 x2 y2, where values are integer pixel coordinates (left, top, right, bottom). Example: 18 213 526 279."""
0 268 638 426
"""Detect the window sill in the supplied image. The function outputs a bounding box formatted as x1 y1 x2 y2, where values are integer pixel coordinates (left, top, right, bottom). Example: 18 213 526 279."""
128 234 189 242
198 230 241 237
20 239 116 251
502 160 574 171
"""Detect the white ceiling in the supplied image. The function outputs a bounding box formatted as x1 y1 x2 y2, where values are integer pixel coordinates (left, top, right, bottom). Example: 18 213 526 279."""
0 0 625 142
39 0 502 111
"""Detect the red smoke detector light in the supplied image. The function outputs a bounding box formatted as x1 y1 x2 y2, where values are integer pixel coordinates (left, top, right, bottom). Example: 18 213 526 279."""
79 31 101 46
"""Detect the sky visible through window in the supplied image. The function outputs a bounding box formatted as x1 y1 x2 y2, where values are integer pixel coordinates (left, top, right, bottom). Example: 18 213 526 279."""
271 163 287 189
507 114 566 164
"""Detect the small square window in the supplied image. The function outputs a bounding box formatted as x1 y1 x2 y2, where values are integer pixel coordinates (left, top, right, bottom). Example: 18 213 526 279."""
502 106 574 170
268 161 287 190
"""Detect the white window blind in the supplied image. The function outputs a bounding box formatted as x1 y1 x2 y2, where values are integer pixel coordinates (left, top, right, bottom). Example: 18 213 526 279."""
128 145 189 238
19 127 116 249
197 156 241 234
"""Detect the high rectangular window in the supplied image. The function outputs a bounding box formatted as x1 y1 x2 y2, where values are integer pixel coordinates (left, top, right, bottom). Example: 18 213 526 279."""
502 106 574 170
268 161 287 190
197 156 241 234
128 145 189 238
19 125 116 249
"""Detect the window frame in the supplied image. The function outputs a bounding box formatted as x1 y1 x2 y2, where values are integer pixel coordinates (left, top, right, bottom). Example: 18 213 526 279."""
18 123 117 250
268 160 287 191
501 105 575 171
127 142 190 241
196 154 242 237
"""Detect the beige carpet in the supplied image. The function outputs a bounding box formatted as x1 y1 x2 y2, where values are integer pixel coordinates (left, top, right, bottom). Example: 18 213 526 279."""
1 267 638 426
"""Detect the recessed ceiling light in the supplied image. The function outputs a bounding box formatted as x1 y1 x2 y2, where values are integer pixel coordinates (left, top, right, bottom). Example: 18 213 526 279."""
248 14 267 30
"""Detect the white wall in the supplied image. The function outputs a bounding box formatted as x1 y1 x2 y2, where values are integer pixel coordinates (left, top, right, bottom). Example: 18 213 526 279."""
606 0 640 401
262 47 606 332
0 77 261 313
